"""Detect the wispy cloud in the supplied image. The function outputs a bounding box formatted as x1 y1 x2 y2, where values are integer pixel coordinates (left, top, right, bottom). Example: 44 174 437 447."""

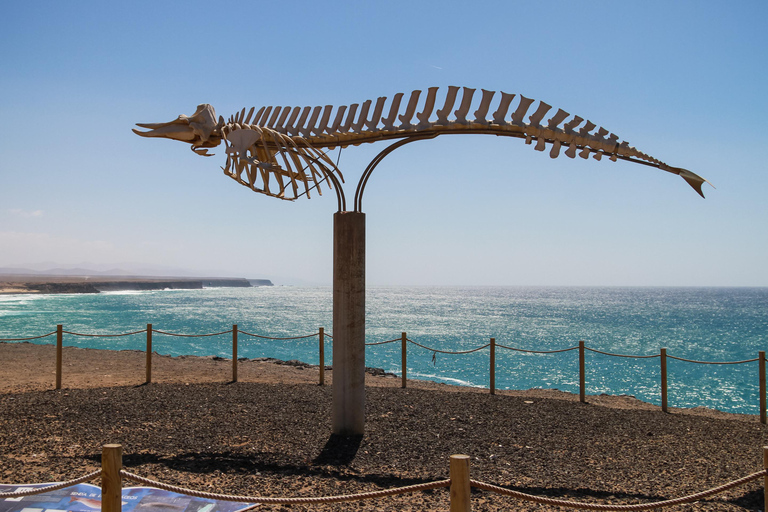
8 209 44 218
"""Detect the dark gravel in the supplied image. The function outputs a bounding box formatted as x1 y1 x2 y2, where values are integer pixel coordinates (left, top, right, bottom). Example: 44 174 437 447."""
2 383 768 511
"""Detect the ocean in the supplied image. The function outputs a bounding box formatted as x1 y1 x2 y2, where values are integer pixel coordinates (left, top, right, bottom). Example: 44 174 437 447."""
1 286 766 415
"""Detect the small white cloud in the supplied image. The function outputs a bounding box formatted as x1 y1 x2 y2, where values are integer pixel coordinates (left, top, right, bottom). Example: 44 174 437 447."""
8 209 44 218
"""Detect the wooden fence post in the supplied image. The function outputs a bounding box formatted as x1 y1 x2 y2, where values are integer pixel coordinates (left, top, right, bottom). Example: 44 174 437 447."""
56 324 63 390
401 332 407 389
579 340 586 403
101 444 122 512
661 348 668 413
232 324 238 383
760 351 766 425
146 324 152 384
319 327 325 386
489 338 495 395
450 454 471 512
763 445 768 512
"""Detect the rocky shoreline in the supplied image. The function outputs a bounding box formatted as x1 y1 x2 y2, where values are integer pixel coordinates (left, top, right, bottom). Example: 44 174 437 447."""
0 276 269 295
1 342 768 511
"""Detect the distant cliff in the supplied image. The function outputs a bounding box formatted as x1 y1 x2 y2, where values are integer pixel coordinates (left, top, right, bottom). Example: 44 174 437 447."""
0 276 258 295
201 279 253 288
93 278 253 291
248 279 274 286
92 280 205 292
25 282 101 294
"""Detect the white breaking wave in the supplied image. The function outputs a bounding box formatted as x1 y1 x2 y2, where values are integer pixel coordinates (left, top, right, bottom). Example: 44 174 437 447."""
408 372 483 388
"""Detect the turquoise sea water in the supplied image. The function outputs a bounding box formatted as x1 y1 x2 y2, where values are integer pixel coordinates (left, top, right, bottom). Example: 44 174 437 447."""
1 286 767 415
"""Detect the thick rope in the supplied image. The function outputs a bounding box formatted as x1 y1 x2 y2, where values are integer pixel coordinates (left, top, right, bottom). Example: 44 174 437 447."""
151 329 233 338
668 355 758 365
470 469 767 511
120 471 449 505
585 347 660 359
0 470 101 498
237 330 318 340
0 331 56 341
496 344 579 354
366 338 400 346
407 339 491 355
62 330 147 338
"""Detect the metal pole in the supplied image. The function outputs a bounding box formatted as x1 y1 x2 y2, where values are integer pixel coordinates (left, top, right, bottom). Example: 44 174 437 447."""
332 211 366 435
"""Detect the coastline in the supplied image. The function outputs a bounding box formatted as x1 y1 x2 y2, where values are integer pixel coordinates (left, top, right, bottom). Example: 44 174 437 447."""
0 275 267 295
2 342 767 511
0 341 756 420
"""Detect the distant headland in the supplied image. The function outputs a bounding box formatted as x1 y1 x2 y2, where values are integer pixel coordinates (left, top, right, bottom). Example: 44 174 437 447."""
0 274 273 295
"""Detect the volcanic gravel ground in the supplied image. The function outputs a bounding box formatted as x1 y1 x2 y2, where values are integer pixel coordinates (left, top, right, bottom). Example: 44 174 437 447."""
2 383 768 511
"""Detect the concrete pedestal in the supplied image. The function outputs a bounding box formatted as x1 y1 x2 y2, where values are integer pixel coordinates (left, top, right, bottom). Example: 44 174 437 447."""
332 211 366 435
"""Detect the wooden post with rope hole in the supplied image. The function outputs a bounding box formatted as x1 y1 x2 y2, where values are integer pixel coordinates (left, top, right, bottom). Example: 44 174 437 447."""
56 324 63 390
101 444 122 512
490 338 496 395
401 332 407 389
146 324 152 384
232 324 238 383
319 327 325 386
579 340 586 403
763 445 768 512
450 454 471 512
661 348 668 413
760 351 766 424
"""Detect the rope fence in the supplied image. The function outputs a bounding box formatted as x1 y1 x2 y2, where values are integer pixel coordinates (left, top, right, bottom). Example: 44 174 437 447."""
150 329 233 337
496 343 579 354
668 355 759 365
469 469 768 511
0 470 101 498
238 329 318 340
2 326 768 422
586 347 661 359
121 469 450 506
5 445 768 512
63 330 148 338
0 331 57 342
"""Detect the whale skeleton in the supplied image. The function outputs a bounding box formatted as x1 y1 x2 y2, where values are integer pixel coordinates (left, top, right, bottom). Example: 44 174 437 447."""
134 86 710 202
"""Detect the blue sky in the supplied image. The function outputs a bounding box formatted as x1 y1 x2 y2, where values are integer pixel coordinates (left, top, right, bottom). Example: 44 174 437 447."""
1 1 766 286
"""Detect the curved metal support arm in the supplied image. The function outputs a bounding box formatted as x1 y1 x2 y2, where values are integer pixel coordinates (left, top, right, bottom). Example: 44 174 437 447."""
319 161 346 212
353 134 438 212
